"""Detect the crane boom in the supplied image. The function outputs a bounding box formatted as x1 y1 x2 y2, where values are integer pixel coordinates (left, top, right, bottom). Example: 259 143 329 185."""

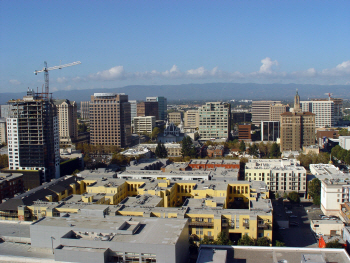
34 61 81 100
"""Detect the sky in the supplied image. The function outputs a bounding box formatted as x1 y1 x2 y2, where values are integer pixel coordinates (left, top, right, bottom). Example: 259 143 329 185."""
1 0 350 93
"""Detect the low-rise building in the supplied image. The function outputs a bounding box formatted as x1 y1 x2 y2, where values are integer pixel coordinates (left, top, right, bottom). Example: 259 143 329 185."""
142 143 182 157
310 219 344 236
0 173 24 203
206 145 224 157
321 179 350 216
339 136 350 150
245 159 307 195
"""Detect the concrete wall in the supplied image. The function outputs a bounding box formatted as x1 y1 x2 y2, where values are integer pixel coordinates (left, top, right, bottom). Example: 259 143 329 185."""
55 245 108 263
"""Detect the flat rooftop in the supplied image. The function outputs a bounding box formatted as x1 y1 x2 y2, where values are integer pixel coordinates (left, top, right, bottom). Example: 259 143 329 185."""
197 246 350 263
32 215 187 245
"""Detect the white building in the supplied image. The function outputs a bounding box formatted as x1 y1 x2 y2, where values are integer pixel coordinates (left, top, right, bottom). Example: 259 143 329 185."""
339 136 350 150
133 116 156 134
321 179 350 216
245 159 307 195
301 100 334 128
184 109 199 129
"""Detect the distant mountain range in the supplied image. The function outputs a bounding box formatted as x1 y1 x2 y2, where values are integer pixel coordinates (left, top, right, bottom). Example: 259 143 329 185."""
1 83 349 104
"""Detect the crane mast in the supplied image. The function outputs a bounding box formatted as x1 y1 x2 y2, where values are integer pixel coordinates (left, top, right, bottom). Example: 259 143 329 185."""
34 61 81 100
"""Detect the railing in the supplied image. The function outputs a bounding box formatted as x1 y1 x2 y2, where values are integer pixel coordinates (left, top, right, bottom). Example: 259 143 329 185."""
189 221 214 227
258 223 269 229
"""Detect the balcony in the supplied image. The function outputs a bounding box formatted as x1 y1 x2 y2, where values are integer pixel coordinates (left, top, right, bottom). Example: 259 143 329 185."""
243 222 250 229
258 223 269 229
189 219 214 227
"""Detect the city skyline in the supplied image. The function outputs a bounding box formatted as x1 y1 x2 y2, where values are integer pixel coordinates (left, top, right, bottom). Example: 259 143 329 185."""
1 0 350 93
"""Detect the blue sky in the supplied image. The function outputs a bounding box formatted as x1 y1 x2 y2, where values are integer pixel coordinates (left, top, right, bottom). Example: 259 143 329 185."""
1 0 350 93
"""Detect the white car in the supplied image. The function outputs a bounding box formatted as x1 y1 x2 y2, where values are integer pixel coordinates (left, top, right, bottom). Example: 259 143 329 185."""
286 211 292 214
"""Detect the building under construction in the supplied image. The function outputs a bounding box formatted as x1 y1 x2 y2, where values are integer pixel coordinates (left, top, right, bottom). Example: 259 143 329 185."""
6 88 60 187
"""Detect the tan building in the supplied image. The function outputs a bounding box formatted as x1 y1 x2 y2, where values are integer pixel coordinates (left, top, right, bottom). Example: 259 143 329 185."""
133 116 156 134
269 103 289 122
54 99 78 146
280 91 315 152
0 118 6 144
90 93 131 147
184 110 199 129
137 101 158 120
238 125 251 141
168 112 182 125
251 101 280 126
80 101 90 120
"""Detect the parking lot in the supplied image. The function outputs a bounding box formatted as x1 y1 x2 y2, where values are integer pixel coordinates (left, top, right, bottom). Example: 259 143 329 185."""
274 201 319 248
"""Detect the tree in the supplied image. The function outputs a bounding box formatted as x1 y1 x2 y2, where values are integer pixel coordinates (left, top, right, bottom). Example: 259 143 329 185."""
239 140 246 153
72 169 80 175
194 132 200 141
0 154 8 169
308 178 321 205
237 234 256 246
248 144 259 157
215 231 231 245
275 192 280 199
326 239 343 248
269 142 281 158
331 145 342 159
181 136 193 157
256 237 270 246
151 127 161 140
155 142 167 158
275 240 285 247
288 191 300 203
345 152 350 165
338 149 348 162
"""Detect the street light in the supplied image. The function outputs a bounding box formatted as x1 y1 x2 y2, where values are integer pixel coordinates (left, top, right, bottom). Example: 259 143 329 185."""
51 236 56 254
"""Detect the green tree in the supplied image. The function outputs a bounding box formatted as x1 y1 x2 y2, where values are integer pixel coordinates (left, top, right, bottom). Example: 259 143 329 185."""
258 142 268 158
239 140 246 153
288 191 300 203
256 237 270 246
269 142 281 158
72 169 80 175
331 145 342 159
248 144 259 157
338 149 348 162
151 127 161 140
326 239 343 248
275 240 285 247
181 136 193 157
215 232 231 245
200 235 213 245
237 234 256 246
0 154 8 169
155 142 167 158
345 152 350 165
308 178 321 205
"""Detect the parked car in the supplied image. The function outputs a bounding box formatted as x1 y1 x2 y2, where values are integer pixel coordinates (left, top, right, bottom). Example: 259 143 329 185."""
290 222 299 226
289 215 297 218
286 211 292 214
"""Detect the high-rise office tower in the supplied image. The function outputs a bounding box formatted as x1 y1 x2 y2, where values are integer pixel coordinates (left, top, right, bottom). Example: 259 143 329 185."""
80 101 90 120
198 102 231 140
146 96 167 120
251 101 281 126
7 89 60 182
300 100 334 128
90 93 131 147
0 118 6 144
54 99 78 146
129 100 137 120
137 101 159 120
280 91 315 151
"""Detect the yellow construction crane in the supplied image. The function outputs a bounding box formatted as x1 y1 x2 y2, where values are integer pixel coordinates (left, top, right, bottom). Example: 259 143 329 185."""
34 61 81 100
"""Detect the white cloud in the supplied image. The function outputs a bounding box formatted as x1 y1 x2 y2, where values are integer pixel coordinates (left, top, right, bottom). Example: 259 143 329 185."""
63 85 73 91
84 59 350 86
259 57 279 74
9 79 21 85
90 66 126 80
57 77 68 83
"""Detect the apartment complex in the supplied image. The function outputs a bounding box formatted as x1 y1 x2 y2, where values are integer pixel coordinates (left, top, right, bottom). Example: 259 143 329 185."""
90 93 131 147
0 118 6 144
137 101 159 120
198 102 231 140
80 101 90 120
133 116 156 134
301 100 334 128
280 91 315 152
54 99 78 146
251 101 281 126
7 89 60 182
146 96 167 120
269 103 289 122
184 109 199 129
0 175 272 245
321 179 350 216
245 158 307 196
